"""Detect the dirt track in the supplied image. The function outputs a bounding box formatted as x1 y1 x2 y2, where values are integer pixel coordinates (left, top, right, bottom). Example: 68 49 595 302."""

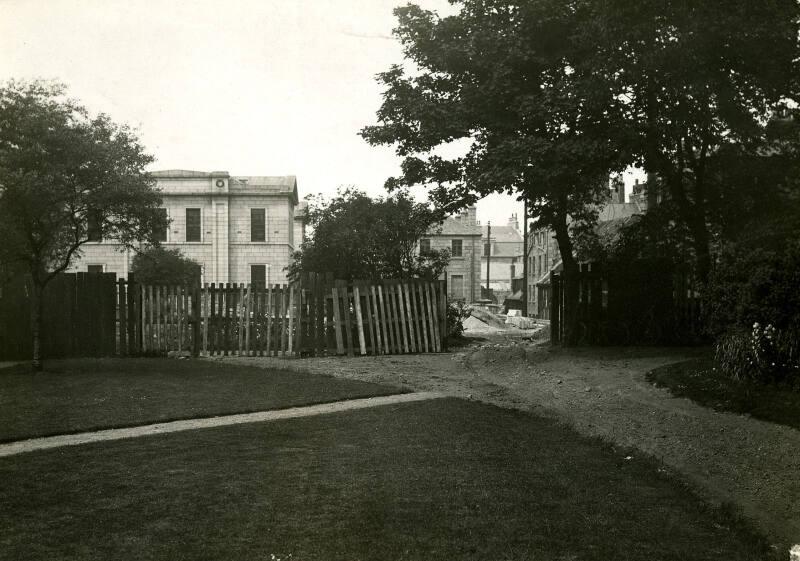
223 333 800 549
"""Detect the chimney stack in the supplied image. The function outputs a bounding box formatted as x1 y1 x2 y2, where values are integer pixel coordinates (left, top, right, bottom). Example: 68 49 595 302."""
611 176 625 203
464 206 477 225
508 213 519 231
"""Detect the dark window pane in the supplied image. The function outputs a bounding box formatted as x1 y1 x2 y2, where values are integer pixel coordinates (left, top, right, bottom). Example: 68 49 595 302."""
87 212 102 242
87 265 104 274
154 208 168 242
484 243 490 256
451 239 462 257
251 208 266 242
451 274 464 298
419 238 431 254
251 265 267 288
186 208 201 242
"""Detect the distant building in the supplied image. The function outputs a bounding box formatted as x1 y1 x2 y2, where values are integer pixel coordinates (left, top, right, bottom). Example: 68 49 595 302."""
69 170 307 285
480 214 523 303
526 225 561 317
524 177 646 317
419 207 481 303
630 174 661 211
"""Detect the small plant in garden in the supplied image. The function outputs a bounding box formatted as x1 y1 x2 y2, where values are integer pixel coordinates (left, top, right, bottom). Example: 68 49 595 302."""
715 322 799 386
447 301 472 338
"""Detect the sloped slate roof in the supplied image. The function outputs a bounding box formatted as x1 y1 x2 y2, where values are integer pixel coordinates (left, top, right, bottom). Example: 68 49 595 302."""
429 217 481 236
597 202 641 222
594 215 640 246
488 242 523 258
481 225 522 244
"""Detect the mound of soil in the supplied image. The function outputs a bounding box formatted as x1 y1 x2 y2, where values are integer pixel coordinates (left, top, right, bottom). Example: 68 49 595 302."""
469 308 508 329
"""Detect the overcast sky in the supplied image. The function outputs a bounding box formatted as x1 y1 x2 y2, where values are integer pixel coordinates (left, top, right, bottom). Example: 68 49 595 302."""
1 0 639 228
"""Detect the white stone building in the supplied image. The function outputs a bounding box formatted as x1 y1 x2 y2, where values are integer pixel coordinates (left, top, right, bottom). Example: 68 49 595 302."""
69 170 306 285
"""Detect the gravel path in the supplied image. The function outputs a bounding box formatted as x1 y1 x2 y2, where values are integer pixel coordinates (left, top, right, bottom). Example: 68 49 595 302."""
0 392 446 458
225 336 800 550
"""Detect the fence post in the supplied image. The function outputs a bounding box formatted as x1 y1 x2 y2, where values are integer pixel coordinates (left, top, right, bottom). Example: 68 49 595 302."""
192 281 201 357
550 272 560 345
439 279 448 352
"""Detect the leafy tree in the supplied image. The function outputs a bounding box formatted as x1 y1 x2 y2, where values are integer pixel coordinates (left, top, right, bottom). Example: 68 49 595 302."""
584 0 799 283
0 80 168 370
131 247 201 286
287 188 450 281
361 1 631 344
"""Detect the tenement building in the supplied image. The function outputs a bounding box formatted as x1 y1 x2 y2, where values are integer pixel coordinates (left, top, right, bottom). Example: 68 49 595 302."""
69 170 306 285
480 214 524 303
419 207 481 303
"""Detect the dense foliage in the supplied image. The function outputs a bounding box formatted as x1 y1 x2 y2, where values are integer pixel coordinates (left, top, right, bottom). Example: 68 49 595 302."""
361 0 633 343
131 247 201 286
287 189 449 282
584 0 799 283
0 80 168 369
362 0 799 344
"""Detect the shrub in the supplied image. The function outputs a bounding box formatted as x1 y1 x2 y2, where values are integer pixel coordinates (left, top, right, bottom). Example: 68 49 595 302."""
446 301 471 338
705 240 800 337
715 322 800 386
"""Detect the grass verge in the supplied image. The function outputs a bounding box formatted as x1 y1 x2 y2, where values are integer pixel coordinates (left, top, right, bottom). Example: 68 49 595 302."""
0 358 404 442
0 398 775 561
648 358 800 430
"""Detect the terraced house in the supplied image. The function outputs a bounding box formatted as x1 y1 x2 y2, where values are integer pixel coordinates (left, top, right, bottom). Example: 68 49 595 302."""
69 170 307 285
419 207 481 303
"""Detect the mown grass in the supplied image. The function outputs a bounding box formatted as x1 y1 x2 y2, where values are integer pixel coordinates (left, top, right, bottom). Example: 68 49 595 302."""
648 358 800 430
0 358 404 442
0 398 775 561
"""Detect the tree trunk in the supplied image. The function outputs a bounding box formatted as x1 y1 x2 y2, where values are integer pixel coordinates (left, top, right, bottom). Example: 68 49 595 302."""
552 213 580 346
662 167 713 286
689 212 712 286
30 281 44 372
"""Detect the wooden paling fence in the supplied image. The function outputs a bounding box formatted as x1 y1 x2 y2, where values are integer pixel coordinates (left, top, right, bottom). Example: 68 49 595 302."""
295 274 448 358
126 274 448 358
0 273 118 360
0 273 448 360
549 261 705 345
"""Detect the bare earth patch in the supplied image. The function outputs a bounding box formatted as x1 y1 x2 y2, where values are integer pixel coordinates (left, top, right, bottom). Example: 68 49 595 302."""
224 334 800 550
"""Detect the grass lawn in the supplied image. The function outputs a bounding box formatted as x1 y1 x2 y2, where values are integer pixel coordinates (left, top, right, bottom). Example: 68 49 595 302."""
0 398 774 561
648 358 800 430
0 358 403 442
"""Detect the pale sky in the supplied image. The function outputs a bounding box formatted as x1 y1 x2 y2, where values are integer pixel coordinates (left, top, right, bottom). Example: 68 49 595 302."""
0 0 639 228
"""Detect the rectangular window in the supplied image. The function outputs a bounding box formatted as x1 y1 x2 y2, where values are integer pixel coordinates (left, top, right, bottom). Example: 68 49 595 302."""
87 264 104 274
451 239 463 257
419 238 431 254
250 264 267 288
154 208 168 243
483 242 491 256
87 212 102 242
186 208 201 242
450 274 464 299
251 208 266 242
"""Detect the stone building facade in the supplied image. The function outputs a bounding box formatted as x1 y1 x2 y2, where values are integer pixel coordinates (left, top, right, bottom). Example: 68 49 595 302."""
480 214 524 303
69 170 305 285
524 180 644 317
420 207 481 303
